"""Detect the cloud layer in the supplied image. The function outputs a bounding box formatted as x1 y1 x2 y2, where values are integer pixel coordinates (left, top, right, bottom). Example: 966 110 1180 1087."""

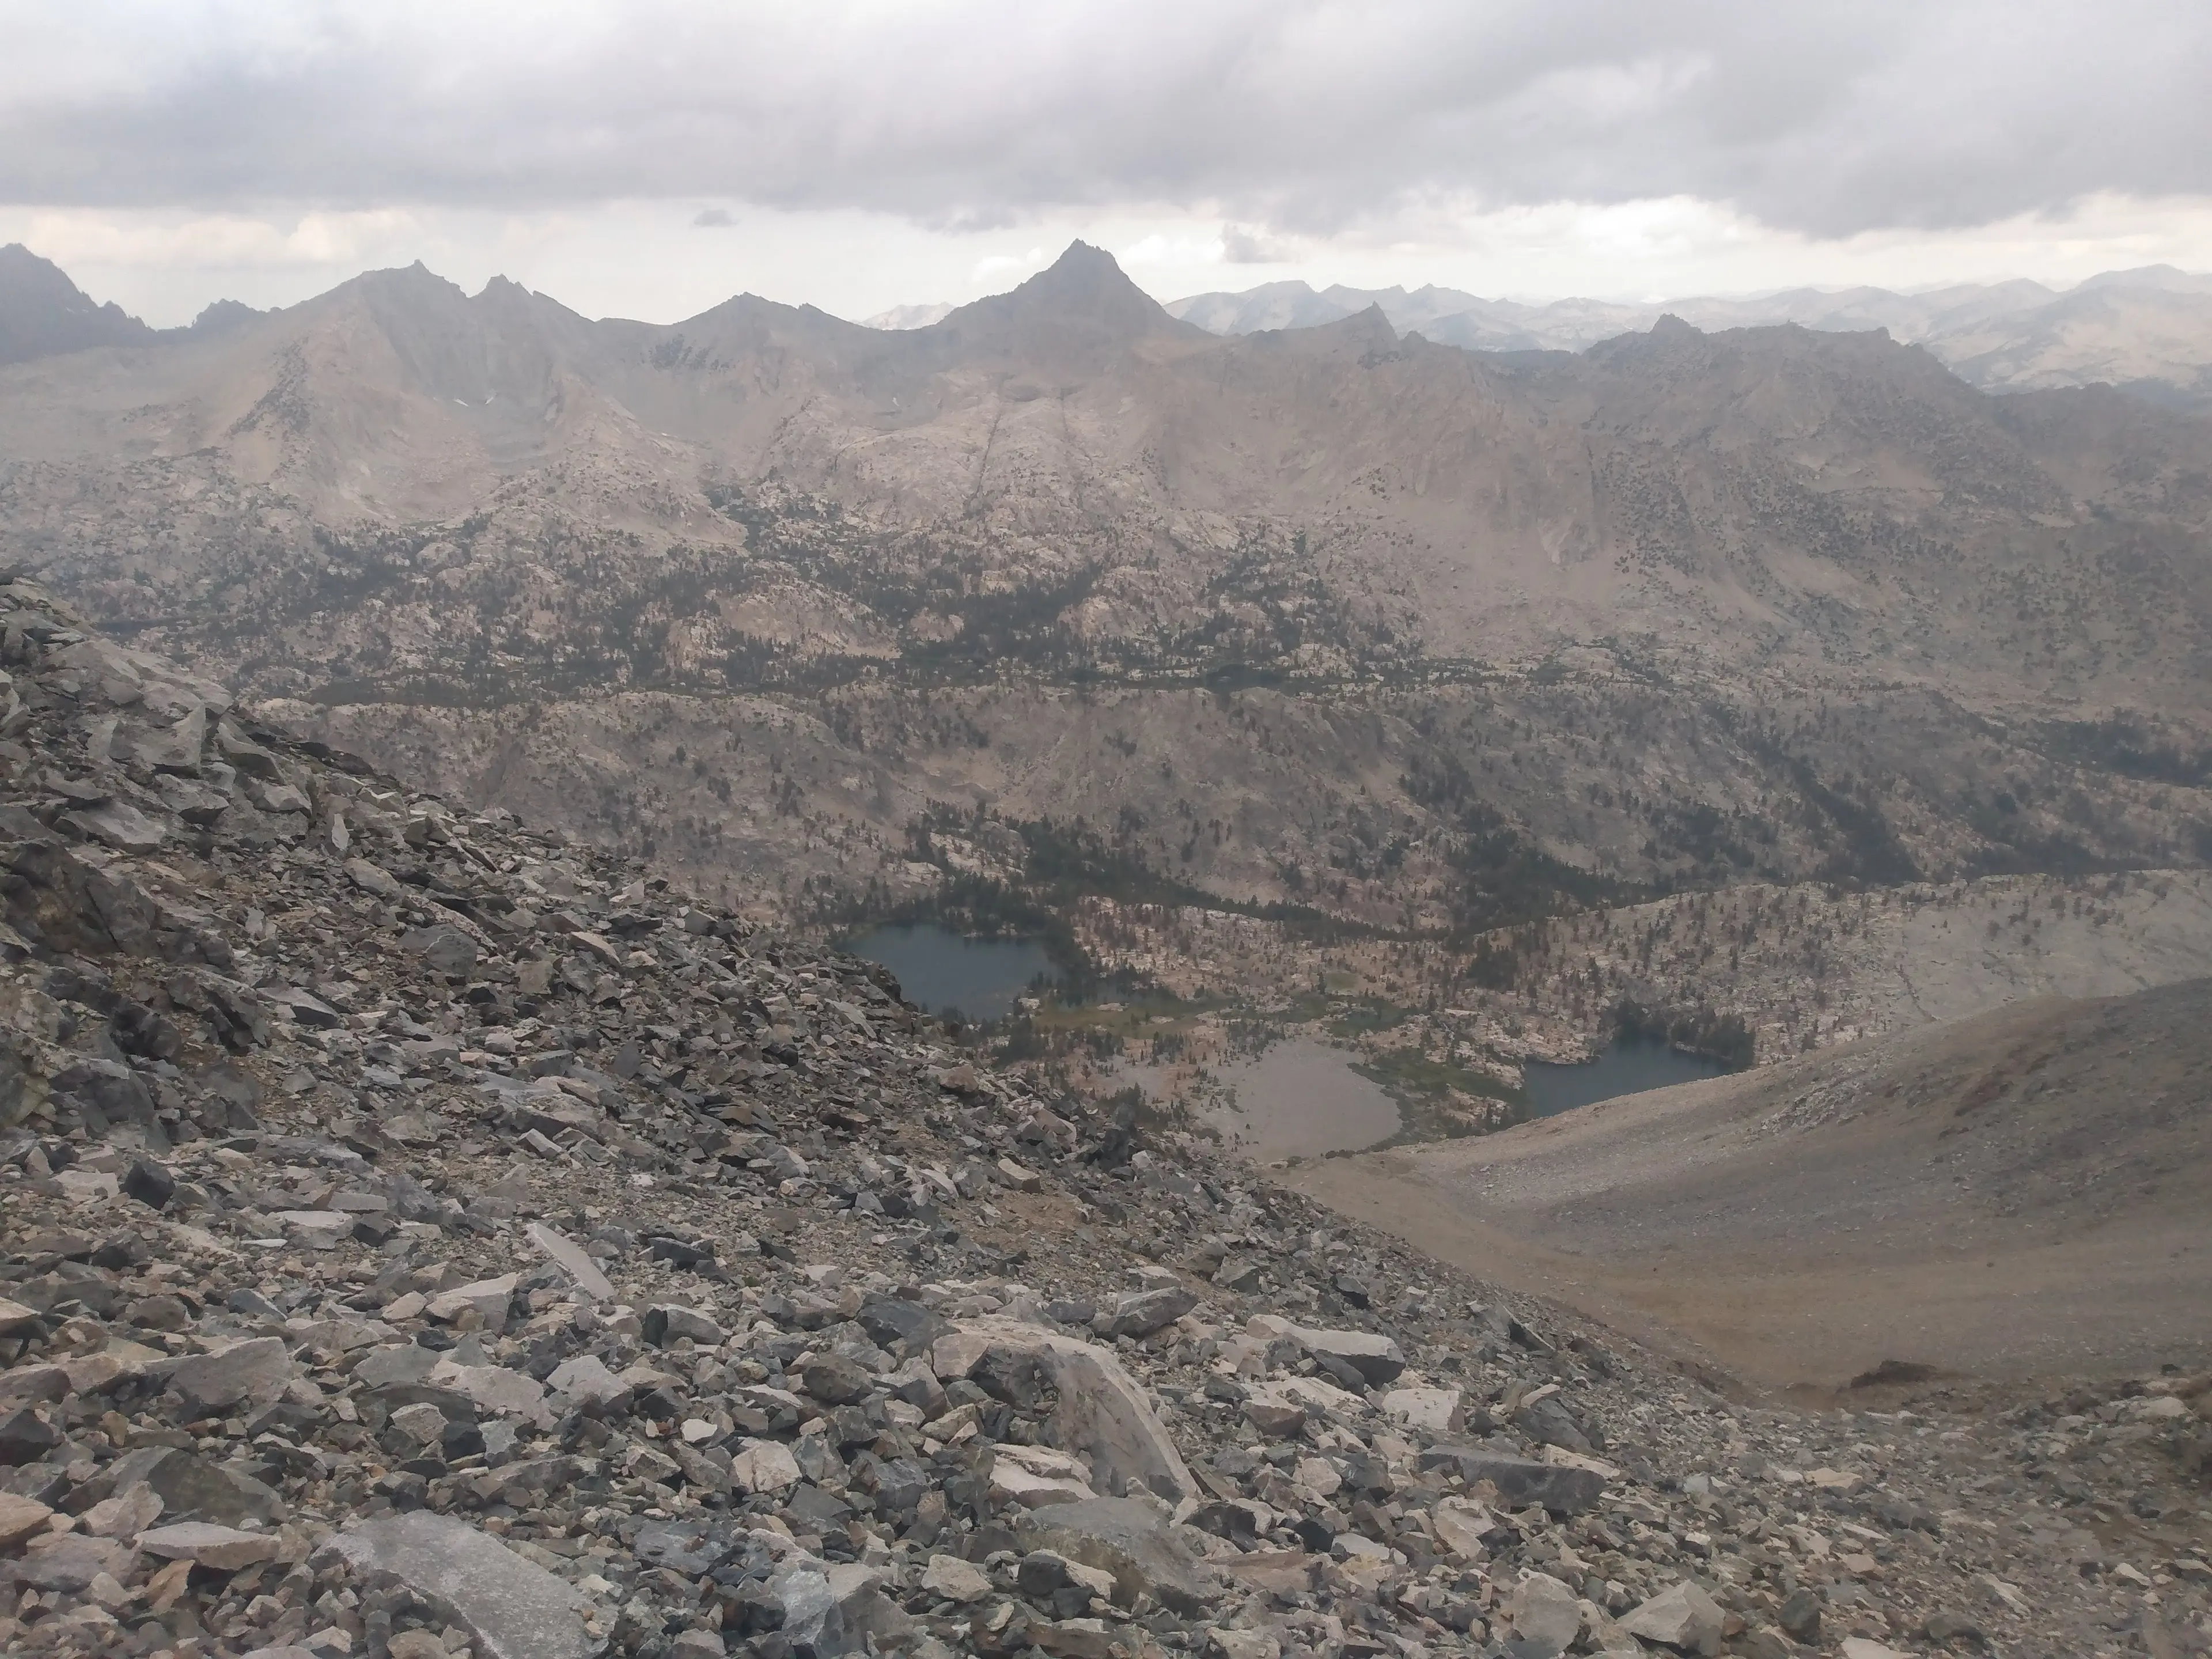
5 0 2208 239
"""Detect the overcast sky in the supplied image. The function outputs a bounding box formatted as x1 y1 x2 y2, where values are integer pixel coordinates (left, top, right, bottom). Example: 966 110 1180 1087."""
4 0 2210 327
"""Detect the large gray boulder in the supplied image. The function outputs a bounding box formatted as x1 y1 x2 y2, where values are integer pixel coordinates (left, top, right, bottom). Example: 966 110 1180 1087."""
317 1511 600 1659
933 1319 1195 1502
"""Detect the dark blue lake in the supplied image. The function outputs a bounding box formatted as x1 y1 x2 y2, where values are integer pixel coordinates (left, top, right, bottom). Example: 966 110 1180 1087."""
1522 1035 1736 1118
843 923 1059 1021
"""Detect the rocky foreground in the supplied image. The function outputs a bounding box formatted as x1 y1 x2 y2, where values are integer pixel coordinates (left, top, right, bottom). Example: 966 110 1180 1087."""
0 575 2206 1659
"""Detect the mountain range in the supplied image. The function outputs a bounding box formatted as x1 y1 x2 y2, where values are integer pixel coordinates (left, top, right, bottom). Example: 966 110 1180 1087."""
1160 264 2212 412
0 238 2209 1065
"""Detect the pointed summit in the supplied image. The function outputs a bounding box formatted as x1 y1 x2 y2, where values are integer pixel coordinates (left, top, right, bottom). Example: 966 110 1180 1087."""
935 241 1194 362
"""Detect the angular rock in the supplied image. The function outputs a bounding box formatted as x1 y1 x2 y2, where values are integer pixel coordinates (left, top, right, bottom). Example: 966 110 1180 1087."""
547 1353 631 1409
0 1363 68 1410
728 1438 802 1494
0 1406 59 1465
78 1446 285 1527
933 1319 1195 1501
1505 1570 1582 1659
855 1294 954 1358
766 1558 840 1652
796 1352 873 1405
922 1551 993 1603
1248 1315 1406 1387
427 1359 546 1418
121 1157 177 1209
82 1483 162 1539
168 1336 293 1416
317 1511 596 1659
400 923 478 977
524 1222 615 1301
1620 1579 1725 1657
425 1273 516 1327
344 857 406 900
1380 1384 1463 1434
1417 1446 1605 1516
353 1344 440 1389
1430 1497 1499 1560
1013 1497 1223 1618
990 1444 1097 1508
0 1490 53 1548
1099 1283 1198 1338
9 1532 131 1591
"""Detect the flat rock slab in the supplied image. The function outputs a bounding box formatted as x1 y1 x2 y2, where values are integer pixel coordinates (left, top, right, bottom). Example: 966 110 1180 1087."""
526 1223 614 1301
138 1521 279 1569
318 1511 597 1659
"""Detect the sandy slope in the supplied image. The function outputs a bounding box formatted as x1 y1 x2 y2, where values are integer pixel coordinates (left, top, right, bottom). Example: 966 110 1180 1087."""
1289 979 2212 1392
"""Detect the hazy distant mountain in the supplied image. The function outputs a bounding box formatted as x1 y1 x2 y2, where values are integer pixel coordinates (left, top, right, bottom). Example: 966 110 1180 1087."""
860 301 955 329
0 243 158 365
2076 263 2212 294
1166 267 2212 410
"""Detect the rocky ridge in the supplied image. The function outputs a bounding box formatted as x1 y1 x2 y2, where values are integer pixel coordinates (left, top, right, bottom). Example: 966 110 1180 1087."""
0 579 2207 1659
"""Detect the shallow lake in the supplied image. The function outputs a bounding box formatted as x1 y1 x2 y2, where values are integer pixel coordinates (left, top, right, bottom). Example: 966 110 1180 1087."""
1522 1035 1735 1118
842 923 1059 1022
1191 1037 1402 1164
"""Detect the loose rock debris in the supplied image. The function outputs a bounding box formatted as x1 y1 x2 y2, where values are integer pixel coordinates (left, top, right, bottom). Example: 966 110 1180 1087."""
0 572 2206 1658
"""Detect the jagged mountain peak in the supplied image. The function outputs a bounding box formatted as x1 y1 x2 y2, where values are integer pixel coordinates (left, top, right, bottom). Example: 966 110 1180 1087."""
0 243 157 366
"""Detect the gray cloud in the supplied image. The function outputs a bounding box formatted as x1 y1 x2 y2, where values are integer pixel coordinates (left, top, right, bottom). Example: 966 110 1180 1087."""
1 1 2206 238
1222 224 1297 264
